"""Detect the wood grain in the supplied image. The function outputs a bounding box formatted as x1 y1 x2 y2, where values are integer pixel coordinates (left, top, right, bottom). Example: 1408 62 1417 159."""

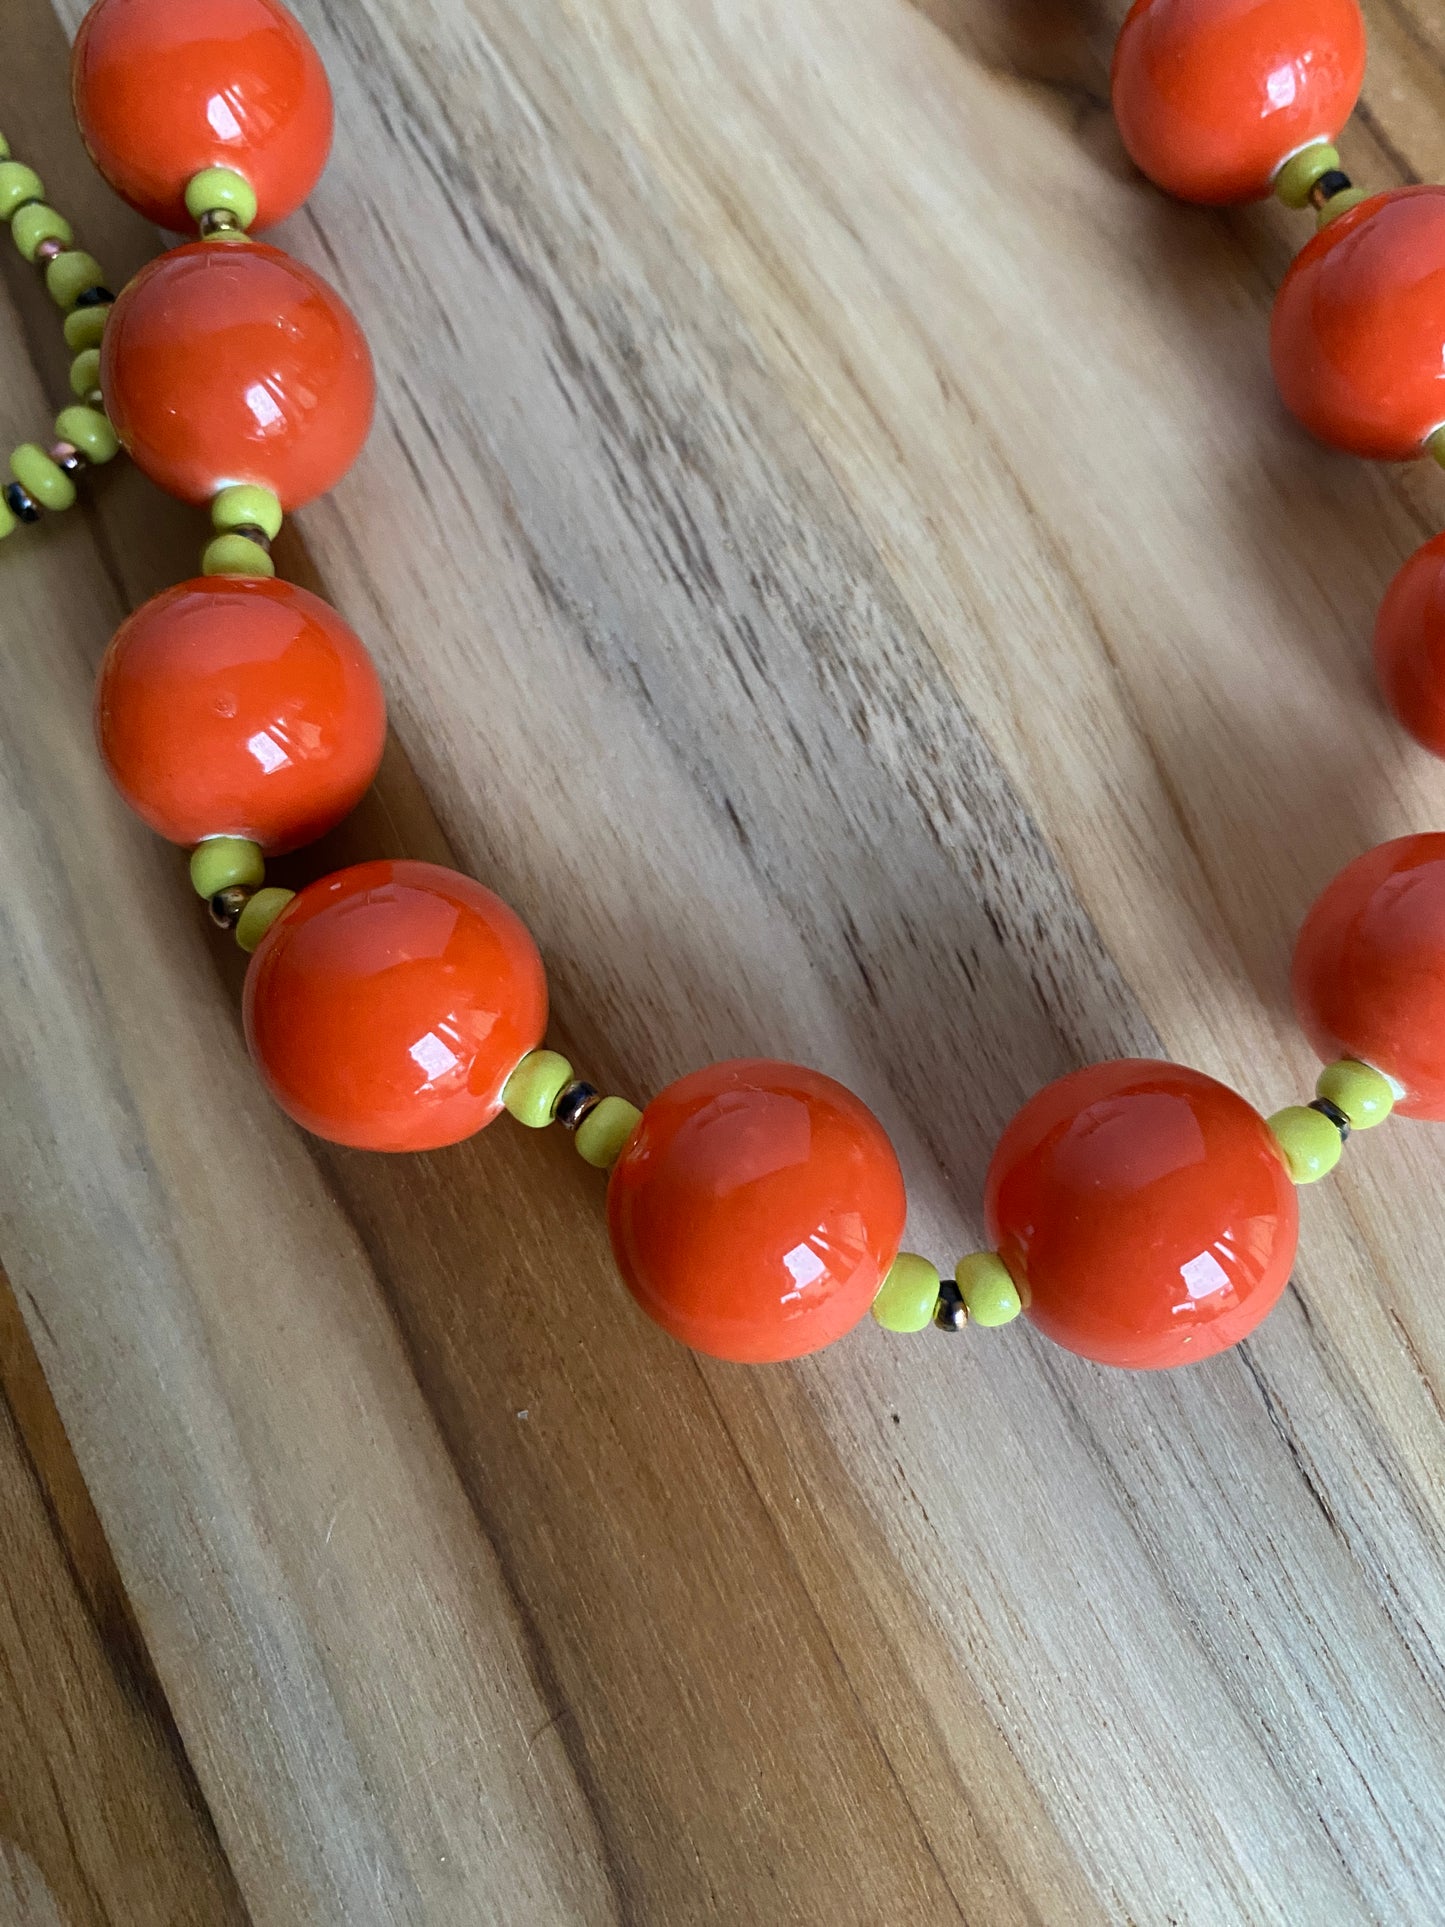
4 0 1445 1918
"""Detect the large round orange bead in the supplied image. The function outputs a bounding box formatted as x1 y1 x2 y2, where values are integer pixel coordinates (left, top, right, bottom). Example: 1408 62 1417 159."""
72 0 332 232
1374 535 1445 756
243 860 547 1151
985 1060 1298 1370
606 1059 906 1364
1291 834 1445 1118
1111 0 1365 205
1271 187 1445 461
101 240 373 509
95 577 386 852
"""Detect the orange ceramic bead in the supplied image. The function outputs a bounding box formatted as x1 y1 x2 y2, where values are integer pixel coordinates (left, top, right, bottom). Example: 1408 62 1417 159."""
985 1060 1298 1370
1271 187 1445 460
244 861 547 1150
606 1059 906 1364
1291 835 1445 1119
1374 535 1445 756
95 577 386 852
101 240 373 509
71 0 332 232
1111 0 1365 205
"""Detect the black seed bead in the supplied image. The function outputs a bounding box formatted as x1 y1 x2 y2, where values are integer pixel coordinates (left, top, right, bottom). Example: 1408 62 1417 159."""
72 285 115 309
933 1280 967 1332
1309 1096 1351 1142
553 1081 600 1130
4 481 40 523
1310 170 1354 206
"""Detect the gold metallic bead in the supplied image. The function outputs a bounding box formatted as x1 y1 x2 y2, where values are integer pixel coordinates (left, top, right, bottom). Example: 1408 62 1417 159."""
208 885 253 930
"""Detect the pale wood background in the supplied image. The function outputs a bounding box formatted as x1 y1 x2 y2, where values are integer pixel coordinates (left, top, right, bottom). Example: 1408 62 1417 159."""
2 0 1445 1919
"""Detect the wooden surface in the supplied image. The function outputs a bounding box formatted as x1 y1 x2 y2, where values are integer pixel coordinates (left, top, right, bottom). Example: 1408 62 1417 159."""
3 0 1445 1918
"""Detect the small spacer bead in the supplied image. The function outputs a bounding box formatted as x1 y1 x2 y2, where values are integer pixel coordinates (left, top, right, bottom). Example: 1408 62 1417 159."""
1315 1058 1395 1131
956 1250 1023 1327
1267 1105 1343 1184
11 203 73 262
575 1095 643 1170
34 236 67 266
211 483 283 542
10 442 75 511
235 886 296 954
189 837 265 899
1308 1095 1351 1142
208 885 253 931
0 161 44 221
72 284 115 309
933 1281 968 1332
185 167 258 231
871 1252 942 1334
63 304 109 353
1274 143 1340 211
1316 185 1369 229
4 479 40 524
554 1081 601 1131
202 532 275 578
68 347 102 399
55 405 119 466
502 1048 576 1127
48 441 84 479
44 248 106 310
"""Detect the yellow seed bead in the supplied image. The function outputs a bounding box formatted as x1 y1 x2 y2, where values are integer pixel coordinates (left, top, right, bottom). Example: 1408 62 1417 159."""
211 483 283 541
1315 1059 1395 1131
1267 1106 1343 1184
68 347 103 399
1317 187 1370 229
956 1251 1022 1327
1274 143 1340 211
189 837 265 899
11 203 73 261
64 304 109 353
10 443 75 511
55 405 118 466
202 532 274 578
0 492 16 540
503 1048 576 1127
45 248 105 310
575 1096 643 1169
184 167 258 230
871 1252 941 1333
235 886 295 954
0 161 44 221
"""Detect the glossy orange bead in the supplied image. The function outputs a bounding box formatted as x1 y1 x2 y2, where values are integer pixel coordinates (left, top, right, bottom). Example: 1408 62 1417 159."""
243 860 547 1151
71 0 332 232
1291 834 1445 1119
1111 0 1365 205
1271 187 1445 461
985 1060 1298 1370
1374 535 1445 756
95 577 386 853
101 240 373 509
606 1059 907 1364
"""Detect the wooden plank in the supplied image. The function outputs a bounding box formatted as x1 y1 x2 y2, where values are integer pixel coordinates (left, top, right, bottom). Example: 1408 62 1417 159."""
1 0 1443 1917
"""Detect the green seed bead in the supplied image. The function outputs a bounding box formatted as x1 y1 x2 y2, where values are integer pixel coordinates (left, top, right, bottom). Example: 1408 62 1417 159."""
63 304 109 353
184 167 258 230
0 492 16 540
211 483 283 541
871 1252 941 1333
10 443 75 511
575 1095 643 1169
1315 1059 1395 1131
1274 143 1340 210
189 837 265 899
55 405 119 465
503 1048 576 1127
11 203 73 261
956 1251 1023 1327
0 136 10 162
202 532 274 577
0 161 44 221
235 887 295 954
1267 1106 1343 1184
68 347 103 399
1317 187 1370 229
45 248 105 310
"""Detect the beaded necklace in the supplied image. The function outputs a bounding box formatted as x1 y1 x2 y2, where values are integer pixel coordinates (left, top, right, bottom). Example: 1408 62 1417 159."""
6 0 1443 1372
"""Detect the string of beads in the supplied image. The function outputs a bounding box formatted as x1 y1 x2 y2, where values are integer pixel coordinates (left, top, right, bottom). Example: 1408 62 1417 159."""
10 0 1445 1371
